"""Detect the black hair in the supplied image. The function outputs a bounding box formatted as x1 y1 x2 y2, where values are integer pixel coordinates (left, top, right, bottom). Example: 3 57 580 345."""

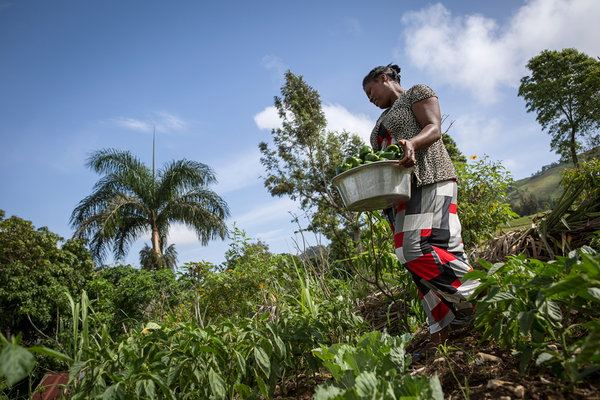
362 63 401 88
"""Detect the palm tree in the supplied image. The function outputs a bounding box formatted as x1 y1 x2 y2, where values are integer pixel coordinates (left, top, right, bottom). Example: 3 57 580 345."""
140 242 178 271
70 148 230 265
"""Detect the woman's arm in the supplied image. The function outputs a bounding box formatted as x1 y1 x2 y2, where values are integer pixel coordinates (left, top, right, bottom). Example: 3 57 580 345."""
397 96 442 168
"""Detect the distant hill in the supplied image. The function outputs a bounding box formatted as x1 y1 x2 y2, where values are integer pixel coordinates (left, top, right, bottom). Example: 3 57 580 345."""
507 146 599 215
507 162 569 206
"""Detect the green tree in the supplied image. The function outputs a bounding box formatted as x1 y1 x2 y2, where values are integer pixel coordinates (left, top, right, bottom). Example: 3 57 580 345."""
259 71 365 251
454 156 518 249
70 149 230 265
0 211 94 343
518 48 600 166
139 242 178 271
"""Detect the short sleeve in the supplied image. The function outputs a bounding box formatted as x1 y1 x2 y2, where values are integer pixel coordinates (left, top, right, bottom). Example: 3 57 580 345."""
409 84 437 105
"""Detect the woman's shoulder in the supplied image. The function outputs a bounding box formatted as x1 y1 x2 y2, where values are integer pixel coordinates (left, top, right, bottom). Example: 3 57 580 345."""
406 84 437 103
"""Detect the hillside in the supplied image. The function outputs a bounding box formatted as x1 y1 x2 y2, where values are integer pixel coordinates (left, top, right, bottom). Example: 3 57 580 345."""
507 162 569 206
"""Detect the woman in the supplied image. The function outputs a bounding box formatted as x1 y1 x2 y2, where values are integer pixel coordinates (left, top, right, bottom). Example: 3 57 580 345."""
363 64 480 361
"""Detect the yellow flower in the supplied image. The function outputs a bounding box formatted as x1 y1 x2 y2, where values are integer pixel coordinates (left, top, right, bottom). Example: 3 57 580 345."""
227 269 232 272
470 154 478 160
142 329 148 334
259 284 264 289
164 316 168 319
180 304 184 306
187 302 191 305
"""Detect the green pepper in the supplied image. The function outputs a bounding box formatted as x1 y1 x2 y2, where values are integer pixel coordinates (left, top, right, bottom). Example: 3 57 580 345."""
386 144 400 153
359 145 373 160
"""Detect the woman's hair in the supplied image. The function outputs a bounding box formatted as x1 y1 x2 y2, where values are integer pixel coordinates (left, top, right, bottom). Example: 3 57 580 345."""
362 63 401 87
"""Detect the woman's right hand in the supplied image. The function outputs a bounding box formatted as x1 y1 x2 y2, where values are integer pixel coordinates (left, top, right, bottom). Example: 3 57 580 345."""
397 139 417 168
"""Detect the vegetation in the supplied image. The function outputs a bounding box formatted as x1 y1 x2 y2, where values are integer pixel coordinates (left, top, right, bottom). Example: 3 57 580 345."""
518 48 600 166
259 70 365 251
3 58 600 398
70 148 230 268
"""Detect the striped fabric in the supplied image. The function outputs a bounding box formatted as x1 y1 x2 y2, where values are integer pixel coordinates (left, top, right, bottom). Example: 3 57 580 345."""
388 178 479 334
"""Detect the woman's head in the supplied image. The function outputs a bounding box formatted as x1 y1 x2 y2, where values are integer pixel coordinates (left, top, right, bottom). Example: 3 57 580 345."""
363 64 403 109
362 64 401 89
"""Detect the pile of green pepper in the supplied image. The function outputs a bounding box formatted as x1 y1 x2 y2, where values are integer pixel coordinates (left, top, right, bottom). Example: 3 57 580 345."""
335 144 403 175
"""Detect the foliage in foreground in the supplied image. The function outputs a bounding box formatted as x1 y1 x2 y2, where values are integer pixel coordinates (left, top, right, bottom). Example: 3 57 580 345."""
67 305 365 400
313 331 443 400
465 245 600 386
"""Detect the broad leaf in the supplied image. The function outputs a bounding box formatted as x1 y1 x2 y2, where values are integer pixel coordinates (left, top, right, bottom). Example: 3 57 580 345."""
254 346 271 376
208 369 226 400
102 383 125 400
0 344 35 386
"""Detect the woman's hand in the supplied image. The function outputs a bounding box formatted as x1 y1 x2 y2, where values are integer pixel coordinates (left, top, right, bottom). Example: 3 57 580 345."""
397 139 417 167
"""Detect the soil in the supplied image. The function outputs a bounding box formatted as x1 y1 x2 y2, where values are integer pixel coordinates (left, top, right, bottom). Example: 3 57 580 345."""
405 325 599 400
270 325 599 399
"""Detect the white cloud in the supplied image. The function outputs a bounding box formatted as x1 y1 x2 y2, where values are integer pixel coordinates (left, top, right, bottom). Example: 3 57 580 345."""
254 107 281 130
234 198 299 227
167 223 201 246
323 104 374 144
261 55 288 83
213 149 264 194
400 0 600 103
111 111 186 133
253 104 374 143
452 113 504 158
113 118 152 132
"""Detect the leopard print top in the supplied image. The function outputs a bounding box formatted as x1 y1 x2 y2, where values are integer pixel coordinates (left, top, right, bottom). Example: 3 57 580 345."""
369 84 456 187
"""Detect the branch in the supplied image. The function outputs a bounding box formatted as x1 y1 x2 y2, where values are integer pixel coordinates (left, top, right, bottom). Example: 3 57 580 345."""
27 314 69 356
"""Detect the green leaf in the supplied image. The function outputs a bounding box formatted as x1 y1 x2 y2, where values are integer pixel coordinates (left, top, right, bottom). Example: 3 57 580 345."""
102 383 125 400
429 373 445 400
0 344 35 386
354 371 377 396
255 373 268 399
274 336 286 360
486 292 517 303
28 346 73 362
487 262 506 277
535 352 554 366
577 321 600 364
235 383 252 399
68 360 87 385
167 364 182 387
135 379 155 399
545 275 589 296
463 270 486 280
517 310 536 336
208 368 226 399
519 346 534 374
254 346 271 376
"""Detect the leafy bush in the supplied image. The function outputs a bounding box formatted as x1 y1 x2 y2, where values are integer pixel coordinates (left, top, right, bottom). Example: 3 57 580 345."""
312 330 443 400
465 247 600 385
67 308 364 400
455 155 518 249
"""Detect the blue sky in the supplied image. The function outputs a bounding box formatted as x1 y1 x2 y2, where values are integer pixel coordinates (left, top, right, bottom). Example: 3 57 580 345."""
1 0 599 268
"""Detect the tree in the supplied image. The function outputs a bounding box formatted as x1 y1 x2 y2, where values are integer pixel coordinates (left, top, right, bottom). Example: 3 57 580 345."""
0 211 94 343
140 242 178 271
70 149 230 265
259 71 365 252
518 48 600 166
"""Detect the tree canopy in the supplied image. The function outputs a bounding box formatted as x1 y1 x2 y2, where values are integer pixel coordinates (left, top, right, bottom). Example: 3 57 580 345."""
0 211 95 342
70 149 230 266
518 48 600 166
258 71 365 253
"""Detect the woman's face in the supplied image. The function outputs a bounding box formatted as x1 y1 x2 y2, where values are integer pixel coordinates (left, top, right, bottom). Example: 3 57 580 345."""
364 74 393 109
